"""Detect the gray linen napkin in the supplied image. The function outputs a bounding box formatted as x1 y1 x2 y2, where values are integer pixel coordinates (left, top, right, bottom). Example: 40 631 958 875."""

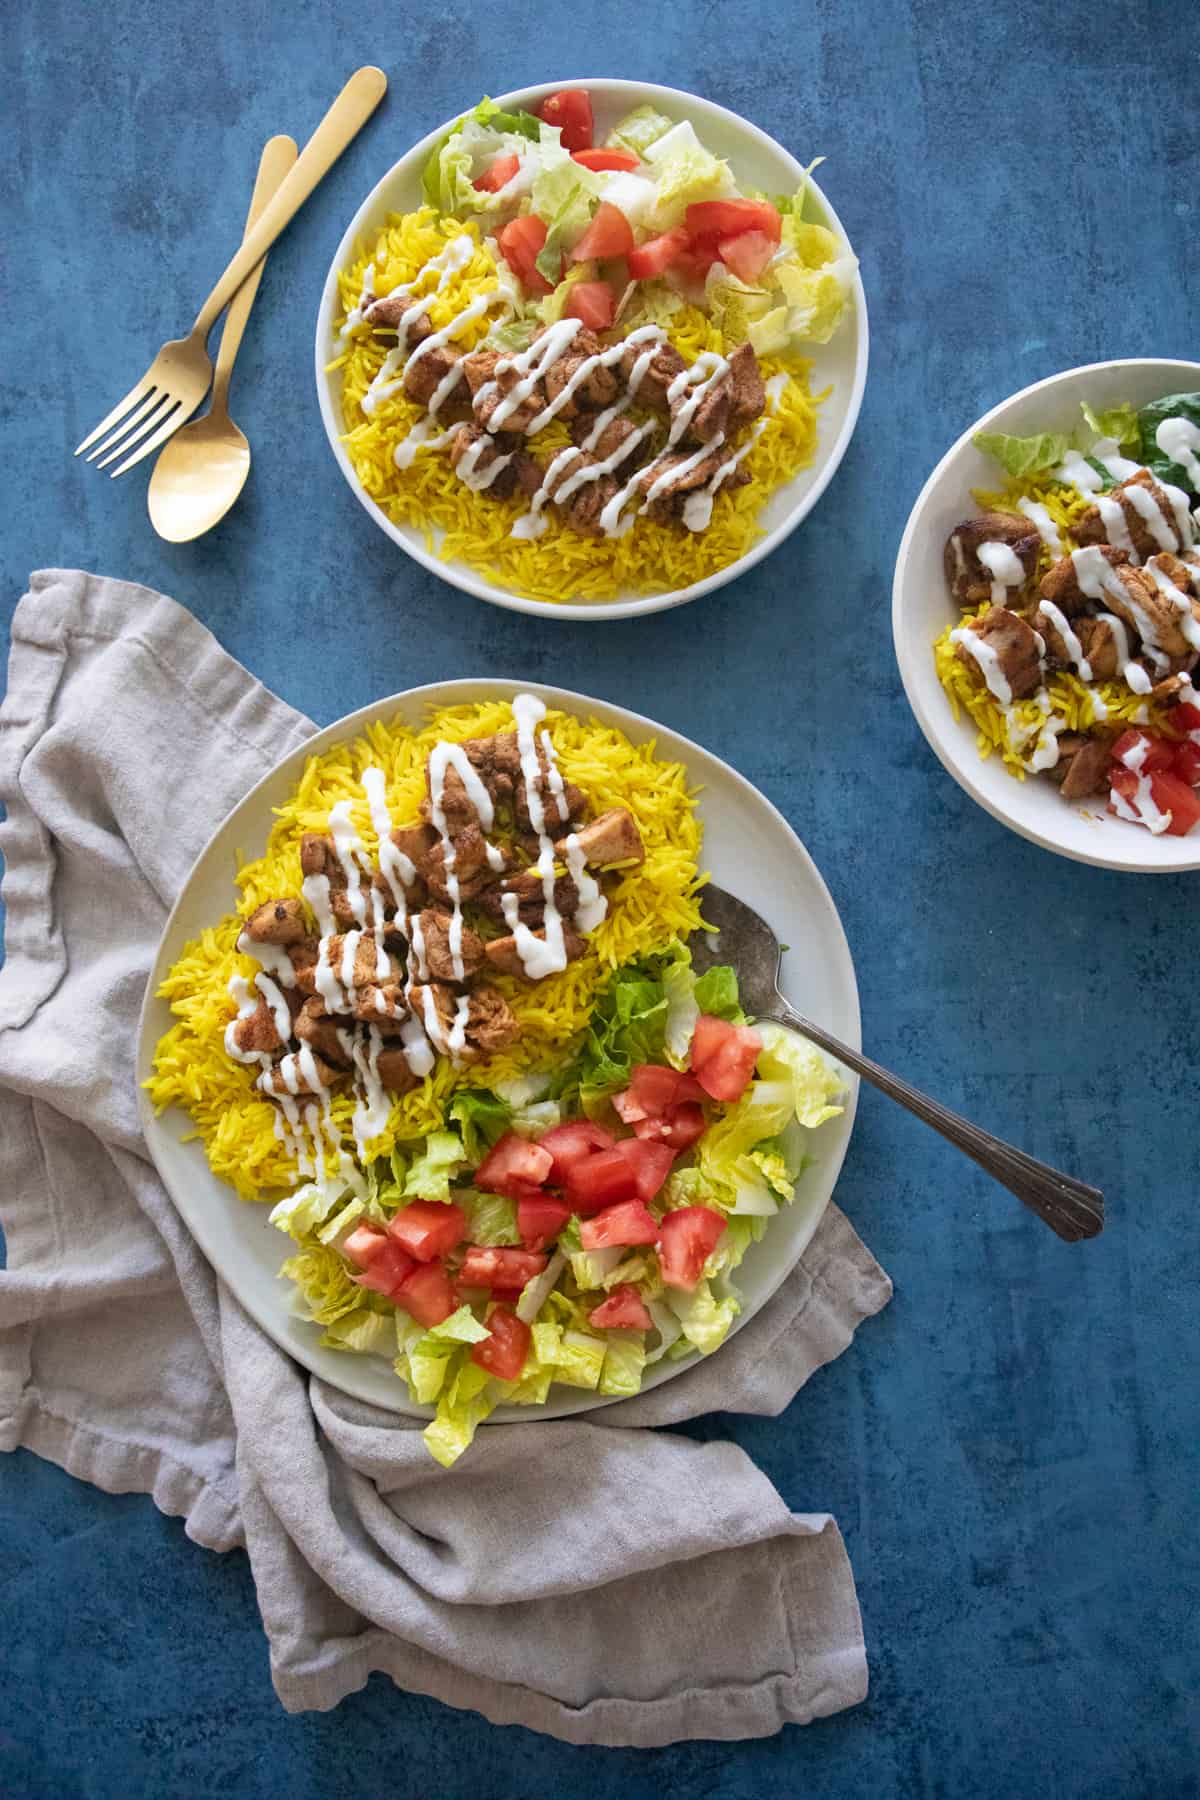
0 569 892 1745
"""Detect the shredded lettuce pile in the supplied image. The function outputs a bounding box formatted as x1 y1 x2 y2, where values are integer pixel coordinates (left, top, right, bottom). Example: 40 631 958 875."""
972 392 1200 496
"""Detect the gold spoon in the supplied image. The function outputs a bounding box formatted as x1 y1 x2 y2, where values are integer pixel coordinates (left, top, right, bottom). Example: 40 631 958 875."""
148 133 298 542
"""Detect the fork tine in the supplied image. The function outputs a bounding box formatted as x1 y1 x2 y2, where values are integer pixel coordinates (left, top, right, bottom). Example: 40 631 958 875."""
74 377 155 457
94 394 178 469
85 389 163 463
108 399 194 478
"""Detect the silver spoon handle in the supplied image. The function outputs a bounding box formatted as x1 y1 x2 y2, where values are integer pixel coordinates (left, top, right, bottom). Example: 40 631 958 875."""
773 1005 1104 1242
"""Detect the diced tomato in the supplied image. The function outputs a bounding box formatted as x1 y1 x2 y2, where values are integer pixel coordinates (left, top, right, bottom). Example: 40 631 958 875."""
566 1146 641 1212
691 1017 763 1103
394 1259 456 1326
343 1224 388 1269
497 215 552 295
1172 701 1200 733
629 1064 707 1113
685 199 782 243
1111 728 1174 774
657 1206 727 1289
718 229 776 283
387 1199 467 1262
572 147 640 172
564 280 617 331
353 1239 415 1298
473 152 520 193
1172 739 1200 785
537 1119 615 1184
572 202 636 263
1111 767 1200 836
612 1088 648 1124
459 1246 548 1289
633 1102 707 1151
619 1138 675 1202
537 88 594 153
580 1198 659 1249
471 1306 531 1382
588 1284 654 1330
626 227 690 280
476 1131 553 1199
673 236 723 283
517 1191 572 1251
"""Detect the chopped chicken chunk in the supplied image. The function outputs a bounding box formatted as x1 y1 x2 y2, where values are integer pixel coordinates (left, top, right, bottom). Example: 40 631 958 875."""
568 806 645 867
1075 470 1192 564
480 871 581 924
231 999 285 1057
300 832 371 930
1038 544 1128 616
484 924 586 978
684 343 766 444
542 338 619 417
376 1049 419 1094
415 907 486 983
294 998 353 1069
620 340 687 414
244 897 307 946
569 411 643 463
1052 734 1113 801
944 512 1041 608
1102 565 1198 666
954 607 1043 699
408 982 520 1060
363 297 431 334
449 424 541 501
1075 616 1125 680
260 1050 341 1096
404 344 461 410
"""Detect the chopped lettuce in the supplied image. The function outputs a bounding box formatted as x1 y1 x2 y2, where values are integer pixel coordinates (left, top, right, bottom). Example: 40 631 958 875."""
598 1333 647 1397
406 1306 492 1405
316 1195 365 1245
560 1216 624 1291
693 964 744 1021
666 1278 738 1355
516 1249 566 1323
645 1297 685 1364
606 103 675 157
1137 392 1200 493
319 1305 395 1356
703 266 775 346
459 1187 521 1247
567 945 743 1103
423 1360 498 1468
973 430 1070 479
449 1089 511 1160
554 1329 608 1390
538 261 600 326
663 956 701 1068
508 1099 562 1139
268 1177 347 1239
530 157 603 284
770 253 856 346
595 170 659 232
747 1140 795 1203
420 97 545 214
618 277 686 332
755 1023 845 1129
1080 400 1140 449
279 1245 362 1326
403 1130 467 1203
641 119 736 230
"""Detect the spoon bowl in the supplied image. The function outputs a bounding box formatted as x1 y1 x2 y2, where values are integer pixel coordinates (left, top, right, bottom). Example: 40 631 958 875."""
148 411 252 541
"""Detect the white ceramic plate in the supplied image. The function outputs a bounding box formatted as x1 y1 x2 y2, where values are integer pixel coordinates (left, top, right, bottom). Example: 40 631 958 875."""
136 681 860 1422
315 78 869 621
892 357 1200 873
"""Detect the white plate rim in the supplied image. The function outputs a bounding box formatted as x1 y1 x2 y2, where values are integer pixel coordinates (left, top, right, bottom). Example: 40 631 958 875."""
891 356 1200 874
135 678 861 1423
313 76 870 622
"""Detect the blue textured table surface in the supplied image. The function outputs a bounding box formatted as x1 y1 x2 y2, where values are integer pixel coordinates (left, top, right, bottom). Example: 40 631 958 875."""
2 3 1196 1795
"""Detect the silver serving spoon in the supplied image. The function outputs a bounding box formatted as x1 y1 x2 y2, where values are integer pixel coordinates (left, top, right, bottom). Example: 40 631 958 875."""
688 886 1104 1242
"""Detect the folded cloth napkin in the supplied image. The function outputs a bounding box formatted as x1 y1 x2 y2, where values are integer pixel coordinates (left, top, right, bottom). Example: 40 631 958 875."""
0 569 892 1746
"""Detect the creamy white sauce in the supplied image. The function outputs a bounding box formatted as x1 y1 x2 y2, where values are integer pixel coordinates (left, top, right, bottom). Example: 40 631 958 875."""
1054 448 1105 493
1157 416 1200 489
1122 480 1182 554
349 1024 391 1160
1092 439 1142 482
338 262 375 345
562 833 608 933
1037 598 1093 681
665 351 729 444
328 802 369 925
1110 733 1173 834
302 871 336 939
502 693 572 979
681 420 767 533
949 625 1015 706
224 974 272 1069
1017 496 1063 558
521 324 664 436
1095 494 1136 558
455 432 514 492
473 318 583 431
361 285 508 416
236 930 293 987
977 540 1027 605
393 418 455 470
1146 561 1200 652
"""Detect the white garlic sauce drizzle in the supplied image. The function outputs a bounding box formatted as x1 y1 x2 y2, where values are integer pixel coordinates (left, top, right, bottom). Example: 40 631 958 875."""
501 693 573 979
949 626 1016 706
681 420 767 534
338 262 376 346
455 433 514 493
1071 546 1169 683
394 418 455 470
976 541 1026 605
1110 733 1173 835
1038 599 1093 681
1017 497 1064 559
1146 561 1200 652
1157 417 1200 489
362 286 508 416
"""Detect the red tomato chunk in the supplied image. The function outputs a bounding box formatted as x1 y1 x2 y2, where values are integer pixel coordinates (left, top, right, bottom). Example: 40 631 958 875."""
471 1306 531 1381
395 1260 457 1326
387 1199 467 1262
476 1132 554 1198
589 1285 654 1330
690 1016 763 1102
580 1198 660 1250
629 1063 707 1112
517 1191 572 1251
564 281 616 331
1111 728 1175 774
473 152 520 193
353 1240 415 1298
718 229 776 283
657 1206 727 1289
572 202 636 263
538 1119 615 1184
626 227 690 281
343 1224 388 1268
537 88 594 152
620 1138 675 1202
565 1146 640 1212
685 198 782 243
498 216 552 295
572 147 640 172
459 1246 548 1289
633 1102 706 1151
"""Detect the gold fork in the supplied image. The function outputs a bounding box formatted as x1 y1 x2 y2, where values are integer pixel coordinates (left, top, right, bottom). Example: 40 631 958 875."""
75 66 386 479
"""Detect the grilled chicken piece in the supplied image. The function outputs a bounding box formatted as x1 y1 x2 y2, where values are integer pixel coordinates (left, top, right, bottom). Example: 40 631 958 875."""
376 1049 420 1094
1148 672 1193 706
230 999 286 1058
364 297 431 335
260 1050 341 1096
373 823 436 910
541 329 620 417
954 607 1043 700
569 806 645 867
404 344 462 409
462 350 545 434
286 936 321 996
478 871 581 924
351 981 408 1022
315 934 404 992
944 512 1042 608
294 998 353 1068
484 924 587 978
423 823 508 901
300 832 374 930
1075 469 1192 564
1051 734 1113 801
569 410 643 464
414 907 486 984
1038 544 1128 616
620 340 687 414
449 424 541 501
684 343 766 444
1073 616 1124 680
639 447 750 522
244 897 307 946
407 982 520 1060
1102 565 1199 667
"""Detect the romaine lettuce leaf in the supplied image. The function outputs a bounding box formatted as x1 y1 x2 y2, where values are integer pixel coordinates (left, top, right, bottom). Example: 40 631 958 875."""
666 1278 738 1355
1080 400 1140 449
771 254 856 345
279 1245 363 1326
598 1333 647 1397
315 1195 365 1245
423 1360 498 1468
692 964 744 1020
319 1305 395 1356
403 1130 467 1203
972 430 1070 479
406 1307 492 1405
268 1178 347 1239
459 1187 521 1247
702 266 775 346
663 956 701 1068
606 103 674 157
754 1023 845 1129
531 158 602 284
449 1088 511 1160
516 1249 566 1323
420 98 545 214
554 1329 608 1390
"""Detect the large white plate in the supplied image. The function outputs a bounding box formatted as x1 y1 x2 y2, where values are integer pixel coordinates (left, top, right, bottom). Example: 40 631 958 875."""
136 681 860 1422
314 78 869 621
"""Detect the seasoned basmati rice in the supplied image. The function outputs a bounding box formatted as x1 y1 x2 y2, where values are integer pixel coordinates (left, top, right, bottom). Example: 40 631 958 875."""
327 208 826 605
148 701 704 1202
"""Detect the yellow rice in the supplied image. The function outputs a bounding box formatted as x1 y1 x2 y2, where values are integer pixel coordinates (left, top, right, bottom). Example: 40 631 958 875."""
934 475 1178 776
326 208 825 605
148 700 704 1202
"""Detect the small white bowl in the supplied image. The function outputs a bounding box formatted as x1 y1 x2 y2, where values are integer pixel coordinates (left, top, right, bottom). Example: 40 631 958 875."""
315 77 868 622
892 358 1200 873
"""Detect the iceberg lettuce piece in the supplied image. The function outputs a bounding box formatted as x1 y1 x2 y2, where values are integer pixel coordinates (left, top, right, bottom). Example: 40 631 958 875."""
531 157 603 284
316 1195 364 1246
667 1278 739 1355
460 1187 521 1248
406 1308 491 1405
403 1130 468 1203
423 1361 498 1468
972 430 1070 479
642 120 736 230
318 1305 395 1356
606 103 675 157
516 1249 567 1324
598 1333 647 1397
754 1023 846 1129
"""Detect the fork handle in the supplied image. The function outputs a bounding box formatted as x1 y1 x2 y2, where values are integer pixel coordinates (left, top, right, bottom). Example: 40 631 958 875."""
772 1005 1105 1242
192 67 387 339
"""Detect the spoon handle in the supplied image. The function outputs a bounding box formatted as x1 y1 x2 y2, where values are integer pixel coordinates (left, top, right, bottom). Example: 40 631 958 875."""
192 68 387 339
773 1004 1104 1242
210 136 298 414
